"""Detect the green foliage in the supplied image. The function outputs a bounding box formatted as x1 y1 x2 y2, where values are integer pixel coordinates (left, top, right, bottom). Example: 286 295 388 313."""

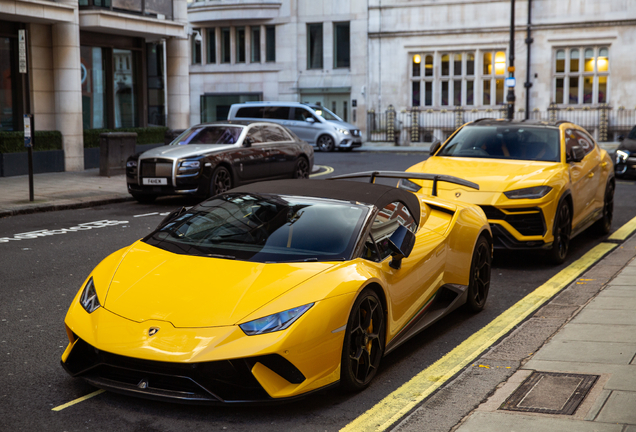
83 127 168 148
0 131 63 153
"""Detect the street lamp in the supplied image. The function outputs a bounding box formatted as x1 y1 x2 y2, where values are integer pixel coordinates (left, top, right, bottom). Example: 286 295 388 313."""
506 0 516 120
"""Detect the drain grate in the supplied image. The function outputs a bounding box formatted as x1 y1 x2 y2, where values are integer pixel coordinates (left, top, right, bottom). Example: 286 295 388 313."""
500 371 598 415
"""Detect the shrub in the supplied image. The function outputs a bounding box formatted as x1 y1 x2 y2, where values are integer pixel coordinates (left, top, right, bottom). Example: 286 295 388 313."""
83 127 169 148
0 131 63 153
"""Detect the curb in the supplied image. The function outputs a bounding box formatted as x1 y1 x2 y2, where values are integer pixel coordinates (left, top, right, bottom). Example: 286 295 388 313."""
0 195 133 219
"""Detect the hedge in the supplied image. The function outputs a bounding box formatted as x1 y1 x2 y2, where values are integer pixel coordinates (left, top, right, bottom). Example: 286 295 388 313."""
83 127 169 148
0 131 63 154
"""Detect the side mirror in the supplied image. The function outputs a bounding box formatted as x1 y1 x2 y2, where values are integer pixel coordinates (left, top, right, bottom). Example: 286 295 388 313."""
158 206 188 229
429 139 442 156
618 135 625 142
305 117 316 124
568 145 586 163
243 136 253 147
387 225 416 270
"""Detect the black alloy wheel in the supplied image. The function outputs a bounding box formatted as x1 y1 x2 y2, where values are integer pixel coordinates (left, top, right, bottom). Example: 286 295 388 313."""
317 135 336 152
465 236 491 312
210 166 232 197
293 158 310 179
593 180 614 235
131 193 156 204
340 289 385 392
548 201 572 264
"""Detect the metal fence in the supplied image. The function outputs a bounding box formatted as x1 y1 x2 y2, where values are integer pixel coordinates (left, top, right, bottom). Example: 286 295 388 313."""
367 105 636 144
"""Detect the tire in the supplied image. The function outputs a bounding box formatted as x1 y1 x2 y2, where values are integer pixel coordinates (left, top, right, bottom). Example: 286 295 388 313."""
317 135 336 152
340 288 385 392
209 166 232 197
293 157 310 179
592 180 614 235
465 236 491 312
131 193 156 204
547 200 572 264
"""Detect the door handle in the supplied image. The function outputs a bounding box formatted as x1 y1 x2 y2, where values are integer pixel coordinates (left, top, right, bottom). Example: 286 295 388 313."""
587 172 594 178
601 162 608 168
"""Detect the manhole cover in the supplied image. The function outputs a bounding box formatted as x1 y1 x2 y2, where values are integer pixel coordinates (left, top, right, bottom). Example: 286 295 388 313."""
500 371 598 415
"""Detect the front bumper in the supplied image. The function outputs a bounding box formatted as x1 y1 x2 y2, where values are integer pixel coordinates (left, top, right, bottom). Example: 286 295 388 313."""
62 337 315 404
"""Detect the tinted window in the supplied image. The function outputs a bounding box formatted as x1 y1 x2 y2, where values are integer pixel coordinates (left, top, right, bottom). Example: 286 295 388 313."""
364 202 417 261
565 129 595 157
144 194 370 263
312 106 342 121
246 126 264 144
438 125 561 162
628 126 636 140
261 125 290 142
236 107 263 118
294 108 316 122
171 126 243 145
263 106 290 120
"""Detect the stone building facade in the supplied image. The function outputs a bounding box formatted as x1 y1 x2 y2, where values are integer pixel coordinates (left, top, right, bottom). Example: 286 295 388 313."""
187 0 636 141
0 0 191 171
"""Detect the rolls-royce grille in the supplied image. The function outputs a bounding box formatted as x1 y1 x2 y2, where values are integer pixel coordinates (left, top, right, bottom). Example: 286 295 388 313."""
479 206 546 236
141 160 173 177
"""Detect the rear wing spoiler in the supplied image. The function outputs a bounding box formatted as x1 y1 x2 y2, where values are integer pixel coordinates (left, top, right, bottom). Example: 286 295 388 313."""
328 171 480 197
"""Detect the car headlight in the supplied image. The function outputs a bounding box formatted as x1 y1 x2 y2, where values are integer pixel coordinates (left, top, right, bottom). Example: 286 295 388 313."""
336 128 350 135
79 277 101 314
398 178 422 192
126 160 137 168
616 149 630 163
504 186 553 199
178 160 201 173
239 303 314 336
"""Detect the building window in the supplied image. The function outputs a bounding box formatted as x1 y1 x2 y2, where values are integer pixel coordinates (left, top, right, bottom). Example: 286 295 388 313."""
554 47 609 105
410 50 502 107
251 26 260 63
236 27 246 63
334 22 350 69
307 23 323 69
113 49 138 128
146 42 165 126
191 28 201 65
221 27 231 63
266 25 276 62
81 46 108 130
201 93 262 123
207 28 216 64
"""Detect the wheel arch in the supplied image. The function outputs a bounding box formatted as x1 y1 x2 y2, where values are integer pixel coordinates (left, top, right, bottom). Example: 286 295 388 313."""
207 161 235 195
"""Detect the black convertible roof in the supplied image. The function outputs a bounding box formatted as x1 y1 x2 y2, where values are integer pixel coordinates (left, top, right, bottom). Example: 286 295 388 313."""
231 179 422 225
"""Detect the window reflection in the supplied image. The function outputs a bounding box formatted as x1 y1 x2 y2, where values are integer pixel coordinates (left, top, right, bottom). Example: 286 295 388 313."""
113 49 138 128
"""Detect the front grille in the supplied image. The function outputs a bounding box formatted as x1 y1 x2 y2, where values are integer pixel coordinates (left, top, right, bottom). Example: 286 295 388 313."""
479 206 546 236
63 338 305 403
141 159 173 177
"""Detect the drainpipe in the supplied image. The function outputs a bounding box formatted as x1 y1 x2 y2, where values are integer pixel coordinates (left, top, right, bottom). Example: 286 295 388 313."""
524 0 533 119
162 39 168 126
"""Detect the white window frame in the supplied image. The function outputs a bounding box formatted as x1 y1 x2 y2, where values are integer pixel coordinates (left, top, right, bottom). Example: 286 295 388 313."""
553 46 610 106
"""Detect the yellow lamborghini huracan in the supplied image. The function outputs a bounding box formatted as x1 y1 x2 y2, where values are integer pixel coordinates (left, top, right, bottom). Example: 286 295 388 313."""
61 174 491 403
403 119 614 264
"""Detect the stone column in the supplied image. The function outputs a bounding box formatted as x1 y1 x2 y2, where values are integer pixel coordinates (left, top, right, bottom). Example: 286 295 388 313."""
52 4 84 171
166 0 190 130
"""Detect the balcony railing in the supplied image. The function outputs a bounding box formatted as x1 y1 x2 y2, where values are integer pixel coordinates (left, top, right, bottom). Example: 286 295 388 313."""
79 0 173 20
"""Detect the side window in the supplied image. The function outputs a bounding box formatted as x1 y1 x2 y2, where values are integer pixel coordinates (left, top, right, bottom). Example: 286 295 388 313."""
294 108 316 122
246 126 264 144
263 106 290 120
565 128 595 158
261 125 288 143
363 202 417 262
236 107 263 118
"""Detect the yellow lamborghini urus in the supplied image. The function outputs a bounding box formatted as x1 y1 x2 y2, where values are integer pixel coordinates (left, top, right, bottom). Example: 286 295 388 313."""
61 174 492 404
404 119 614 264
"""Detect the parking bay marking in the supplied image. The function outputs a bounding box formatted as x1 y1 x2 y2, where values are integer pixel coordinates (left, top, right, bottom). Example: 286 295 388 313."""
310 165 334 178
51 390 105 411
341 241 617 432
607 214 636 242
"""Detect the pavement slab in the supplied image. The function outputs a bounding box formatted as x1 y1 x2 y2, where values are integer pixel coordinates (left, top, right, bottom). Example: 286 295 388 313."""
552 323 636 343
596 391 636 424
530 340 636 365
520 361 636 392
587 295 636 309
455 411 623 432
571 308 636 326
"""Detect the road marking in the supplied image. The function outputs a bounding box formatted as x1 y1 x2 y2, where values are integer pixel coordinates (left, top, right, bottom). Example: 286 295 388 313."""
310 165 334 178
0 220 129 244
608 215 636 241
51 389 105 411
341 241 617 432
134 212 159 218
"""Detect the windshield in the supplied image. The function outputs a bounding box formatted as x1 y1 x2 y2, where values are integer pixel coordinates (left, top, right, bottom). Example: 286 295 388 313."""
311 106 342 122
170 126 244 145
438 125 561 162
144 194 370 262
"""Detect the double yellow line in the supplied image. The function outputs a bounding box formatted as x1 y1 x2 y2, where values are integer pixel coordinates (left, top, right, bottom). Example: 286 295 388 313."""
342 215 636 431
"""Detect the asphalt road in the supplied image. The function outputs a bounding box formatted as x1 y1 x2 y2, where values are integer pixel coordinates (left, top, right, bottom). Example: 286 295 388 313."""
1 151 635 431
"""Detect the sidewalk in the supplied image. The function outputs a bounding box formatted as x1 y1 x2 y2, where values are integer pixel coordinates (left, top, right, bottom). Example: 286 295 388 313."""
395 234 636 432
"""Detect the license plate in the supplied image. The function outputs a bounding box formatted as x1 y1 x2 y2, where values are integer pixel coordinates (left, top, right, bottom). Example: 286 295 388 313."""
143 178 168 185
